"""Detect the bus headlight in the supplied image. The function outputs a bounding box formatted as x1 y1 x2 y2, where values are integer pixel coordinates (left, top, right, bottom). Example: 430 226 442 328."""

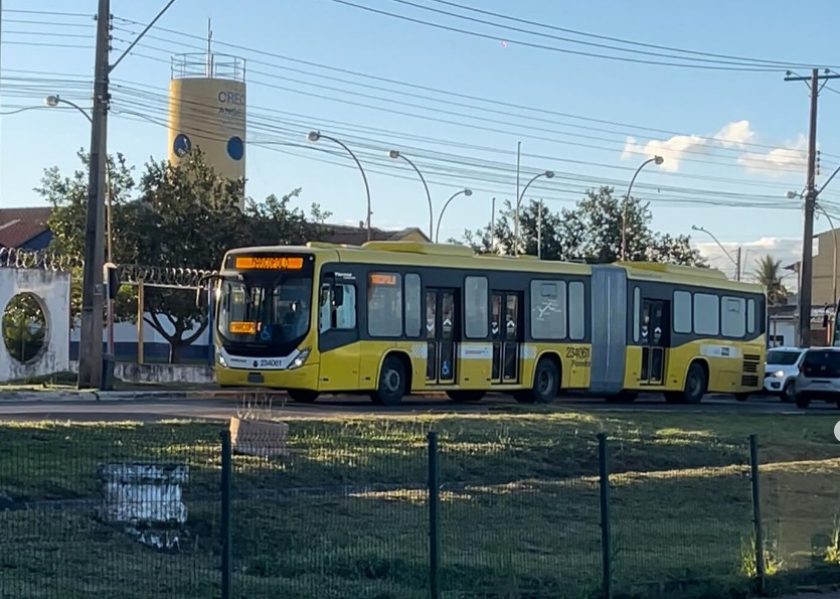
218 353 228 367
289 348 311 370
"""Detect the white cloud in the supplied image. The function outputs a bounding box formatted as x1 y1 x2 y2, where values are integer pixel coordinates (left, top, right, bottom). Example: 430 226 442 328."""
693 236 802 286
621 134 707 172
738 134 808 174
714 120 756 148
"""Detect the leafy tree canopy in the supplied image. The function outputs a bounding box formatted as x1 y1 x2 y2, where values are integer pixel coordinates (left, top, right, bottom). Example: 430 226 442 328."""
460 186 705 267
38 149 328 362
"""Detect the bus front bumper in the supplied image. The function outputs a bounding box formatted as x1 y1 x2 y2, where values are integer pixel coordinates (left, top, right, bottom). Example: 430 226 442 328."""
215 363 319 390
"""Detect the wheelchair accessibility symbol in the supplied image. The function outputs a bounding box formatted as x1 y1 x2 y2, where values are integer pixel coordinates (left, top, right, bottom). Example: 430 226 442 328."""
259 327 272 342
441 361 451 377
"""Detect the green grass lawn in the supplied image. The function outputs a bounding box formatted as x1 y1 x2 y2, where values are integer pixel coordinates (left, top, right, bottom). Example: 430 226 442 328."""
0 411 839 598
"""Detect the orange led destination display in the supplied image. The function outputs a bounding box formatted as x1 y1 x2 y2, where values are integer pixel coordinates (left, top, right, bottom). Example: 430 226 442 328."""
369 274 397 286
234 256 304 270
229 321 257 334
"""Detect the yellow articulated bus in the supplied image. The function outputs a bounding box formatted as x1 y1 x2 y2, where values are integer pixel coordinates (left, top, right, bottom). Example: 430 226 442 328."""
211 241 766 405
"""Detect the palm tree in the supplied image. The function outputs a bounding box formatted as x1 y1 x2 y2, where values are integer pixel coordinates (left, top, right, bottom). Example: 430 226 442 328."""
754 254 788 306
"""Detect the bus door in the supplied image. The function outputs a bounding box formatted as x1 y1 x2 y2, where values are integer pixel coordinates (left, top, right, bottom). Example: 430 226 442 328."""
640 299 669 385
491 291 522 384
425 289 458 384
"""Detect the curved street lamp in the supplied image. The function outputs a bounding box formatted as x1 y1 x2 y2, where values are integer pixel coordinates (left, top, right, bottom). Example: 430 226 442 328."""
308 130 372 240
514 170 554 254
389 150 433 240
691 225 741 281
45 94 93 123
621 155 664 261
435 188 472 243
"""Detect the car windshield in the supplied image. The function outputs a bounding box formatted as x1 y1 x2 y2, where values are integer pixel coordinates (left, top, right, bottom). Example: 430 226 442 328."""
217 274 313 355
766 350 801 366
801 350 840 378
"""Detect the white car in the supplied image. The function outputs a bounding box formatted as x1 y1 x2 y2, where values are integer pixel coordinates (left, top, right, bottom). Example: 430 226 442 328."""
763 346 804 402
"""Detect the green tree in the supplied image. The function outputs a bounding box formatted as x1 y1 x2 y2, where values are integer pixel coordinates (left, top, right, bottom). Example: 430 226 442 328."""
754 255 788 306
460 186 704 266
39 149 326 363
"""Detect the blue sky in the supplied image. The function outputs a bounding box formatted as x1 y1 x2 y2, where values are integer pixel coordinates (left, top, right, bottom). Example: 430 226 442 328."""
3 0 840 279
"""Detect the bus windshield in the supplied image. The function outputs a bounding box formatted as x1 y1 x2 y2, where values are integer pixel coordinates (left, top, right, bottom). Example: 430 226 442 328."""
217 273 313 355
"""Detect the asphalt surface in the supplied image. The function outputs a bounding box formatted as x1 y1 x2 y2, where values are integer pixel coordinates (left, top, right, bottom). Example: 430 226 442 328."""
0 390 838 421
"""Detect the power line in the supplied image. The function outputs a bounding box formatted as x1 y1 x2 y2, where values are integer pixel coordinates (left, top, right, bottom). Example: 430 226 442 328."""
424 0 831 69
111 15 832 155
113 40 810 174
322 0 781 71
385 0 820 69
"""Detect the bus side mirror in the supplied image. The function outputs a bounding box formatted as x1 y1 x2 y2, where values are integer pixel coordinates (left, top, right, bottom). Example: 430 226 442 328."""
333 285 344 307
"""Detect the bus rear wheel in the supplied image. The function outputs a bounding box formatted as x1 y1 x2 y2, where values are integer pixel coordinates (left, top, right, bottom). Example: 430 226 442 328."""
287 389 319 403
514 358 559 404
371 355 408 406
447 391 485 402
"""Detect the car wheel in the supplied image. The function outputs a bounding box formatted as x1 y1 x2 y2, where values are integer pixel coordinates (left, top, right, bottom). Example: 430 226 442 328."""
780 381 795 403
795 394 811 409
734 393 750 402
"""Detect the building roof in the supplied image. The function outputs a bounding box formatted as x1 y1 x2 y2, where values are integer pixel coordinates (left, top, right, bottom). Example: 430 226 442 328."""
317 223 429 246
0 207 429 250
0 207 52 249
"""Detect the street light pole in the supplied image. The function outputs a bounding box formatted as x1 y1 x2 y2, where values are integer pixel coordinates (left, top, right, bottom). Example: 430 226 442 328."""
691 225 741 281
514 170 555 255
389 150 433 240
46 94 116 359
76 0 179 390
308 131 372 240
435 188 472 243
621 155 664 261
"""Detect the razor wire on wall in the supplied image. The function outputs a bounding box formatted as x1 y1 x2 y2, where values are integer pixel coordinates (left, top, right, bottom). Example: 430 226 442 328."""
0 248 218 290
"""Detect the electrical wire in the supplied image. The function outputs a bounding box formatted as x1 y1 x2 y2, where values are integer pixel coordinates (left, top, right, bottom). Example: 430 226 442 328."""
111 15 828 156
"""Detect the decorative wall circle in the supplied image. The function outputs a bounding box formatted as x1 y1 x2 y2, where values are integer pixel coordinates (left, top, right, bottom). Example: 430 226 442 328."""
2 292 48 364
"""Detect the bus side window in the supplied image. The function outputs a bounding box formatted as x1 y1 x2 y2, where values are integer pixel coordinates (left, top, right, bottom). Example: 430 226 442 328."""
335 284 357 330
319 283 357 332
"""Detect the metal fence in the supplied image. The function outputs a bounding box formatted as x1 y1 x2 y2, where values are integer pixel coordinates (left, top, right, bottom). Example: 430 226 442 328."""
1 424 839 598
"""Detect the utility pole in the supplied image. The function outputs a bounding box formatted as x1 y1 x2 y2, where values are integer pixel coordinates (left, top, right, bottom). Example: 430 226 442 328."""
77 0 110 389
514 141 521 253
77 0 178 388
785 68 840 348
735 246 742 282
490 196 496 253
537 199 543 259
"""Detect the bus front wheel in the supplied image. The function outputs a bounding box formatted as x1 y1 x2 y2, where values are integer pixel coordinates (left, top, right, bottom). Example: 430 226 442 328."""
371 355 408 406
681 362 707 404
287 389 319 403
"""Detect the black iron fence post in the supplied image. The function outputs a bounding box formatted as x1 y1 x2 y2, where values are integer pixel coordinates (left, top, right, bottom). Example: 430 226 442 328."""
598 433 612 599
221 429 233 599
428 431 441 599
749 434 766 595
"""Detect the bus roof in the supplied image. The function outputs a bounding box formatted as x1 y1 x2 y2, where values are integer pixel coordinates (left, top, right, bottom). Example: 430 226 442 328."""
222 242 766 293
224 241 592 275
618 261 765 294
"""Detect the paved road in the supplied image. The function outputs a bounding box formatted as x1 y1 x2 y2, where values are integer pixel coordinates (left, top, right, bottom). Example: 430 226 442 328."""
0 391 837 421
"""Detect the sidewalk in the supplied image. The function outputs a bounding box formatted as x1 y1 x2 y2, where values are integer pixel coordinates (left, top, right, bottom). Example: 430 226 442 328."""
0 385 246 402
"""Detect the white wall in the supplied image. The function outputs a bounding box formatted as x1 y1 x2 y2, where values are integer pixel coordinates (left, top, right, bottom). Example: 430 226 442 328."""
0 268 70 381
